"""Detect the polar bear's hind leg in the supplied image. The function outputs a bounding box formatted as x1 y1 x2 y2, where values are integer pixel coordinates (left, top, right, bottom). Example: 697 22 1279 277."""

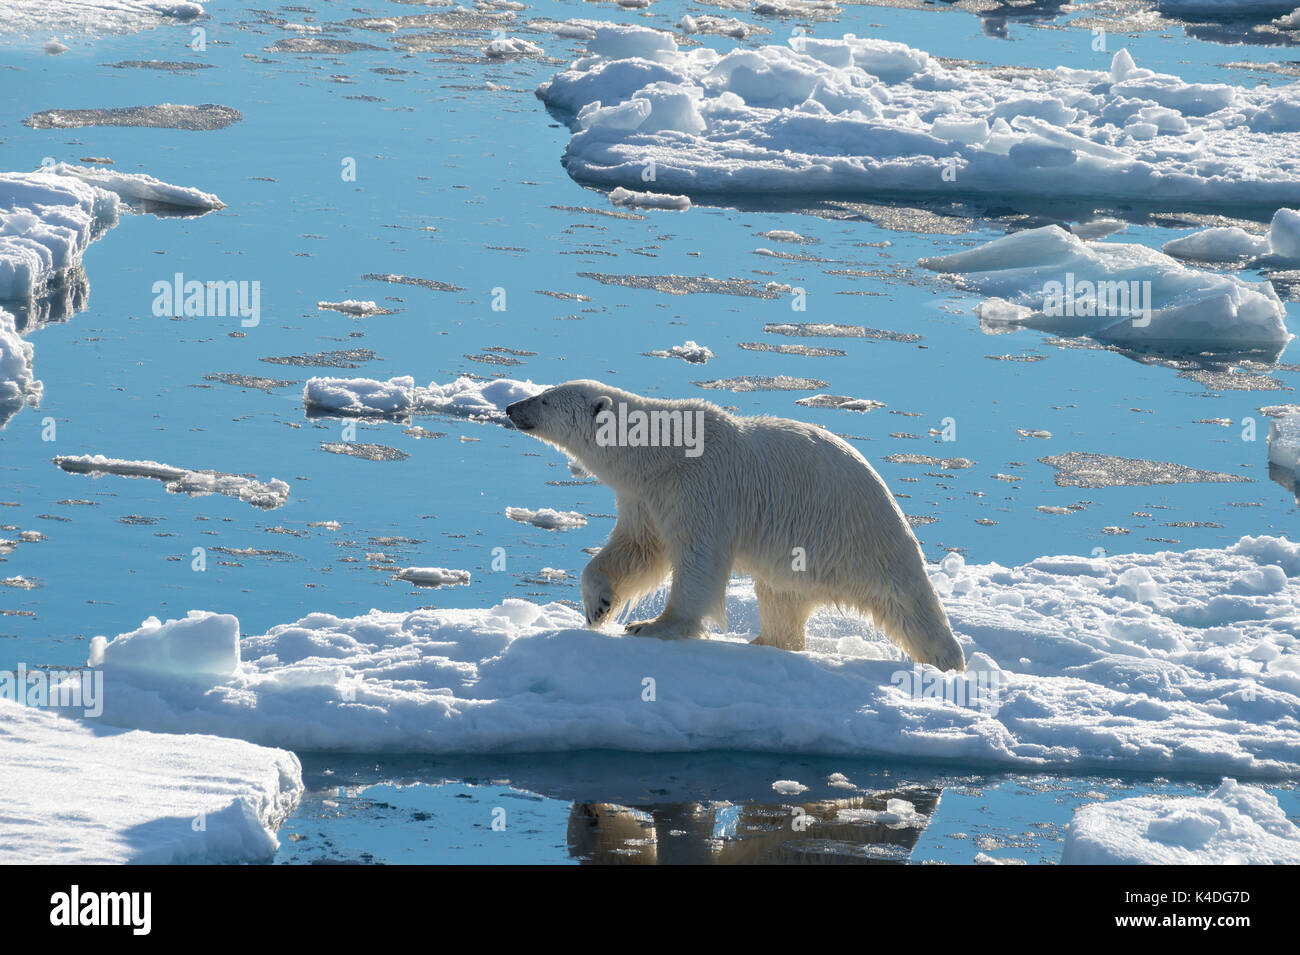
751 581 812 651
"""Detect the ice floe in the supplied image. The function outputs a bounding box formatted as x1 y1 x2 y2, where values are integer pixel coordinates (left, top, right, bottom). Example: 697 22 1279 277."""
920 225 1289 356
537 28 1300 209
395 567 471 587
0 697 300 865
1 164 222 311
67 536 1300 776
0 0 204 42
1062 778 1300 864
53 454 291 509
505 506 587 530
649 340 714 363
303 374 544 423
608 186 691 211
1163 207 1300 267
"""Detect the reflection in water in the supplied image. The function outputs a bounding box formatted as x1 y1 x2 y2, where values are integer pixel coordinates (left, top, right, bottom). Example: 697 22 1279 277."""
8 265 90 333
567 789 942 864
291 752 948 865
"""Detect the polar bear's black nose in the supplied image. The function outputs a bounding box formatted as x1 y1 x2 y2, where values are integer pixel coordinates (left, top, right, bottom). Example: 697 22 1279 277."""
505 400 531 430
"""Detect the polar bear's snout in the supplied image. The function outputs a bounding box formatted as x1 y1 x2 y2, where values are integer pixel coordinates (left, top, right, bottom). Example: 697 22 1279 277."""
505 397 536 431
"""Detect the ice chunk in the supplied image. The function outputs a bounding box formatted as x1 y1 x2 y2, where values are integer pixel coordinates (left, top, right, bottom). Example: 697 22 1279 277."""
505 506 587 530
53 454 291 509
1062 778 1300 864
0 306 41 428
1163 207 1300 266
0 0 204 40
303 374 545 423
0 698 299 865
537 36 1300 209
921 225 1289 356
608 186 691 210
395 567 471 587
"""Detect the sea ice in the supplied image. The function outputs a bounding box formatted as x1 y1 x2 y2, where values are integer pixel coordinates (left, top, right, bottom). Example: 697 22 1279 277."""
68 537 1300 776
0 697 300 865
303 374 544 423
53 454 291 509
920 225 1289 355
537 30 1300 209
0 307 41 428
1062 778 1300 864
0 0 204 42
1163 207 1300 267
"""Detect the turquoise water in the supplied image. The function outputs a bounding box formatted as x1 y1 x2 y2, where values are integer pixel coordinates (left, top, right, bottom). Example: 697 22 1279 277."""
2 0 1298 862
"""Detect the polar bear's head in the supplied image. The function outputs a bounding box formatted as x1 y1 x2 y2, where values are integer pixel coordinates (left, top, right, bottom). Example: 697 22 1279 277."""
506 380 615 456
508 380 712 487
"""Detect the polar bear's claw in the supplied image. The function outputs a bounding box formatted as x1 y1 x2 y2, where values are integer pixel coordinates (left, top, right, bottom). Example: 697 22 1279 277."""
624 619 696 641
586 595 611 626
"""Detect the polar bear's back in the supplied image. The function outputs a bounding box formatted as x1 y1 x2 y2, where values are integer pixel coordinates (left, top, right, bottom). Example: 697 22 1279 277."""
728 414 920 575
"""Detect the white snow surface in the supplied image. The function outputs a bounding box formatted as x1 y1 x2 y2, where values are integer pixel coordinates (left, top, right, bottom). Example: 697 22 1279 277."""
0 0 204 41
51 163 224 211
537 29 1300 207
920 225 1289 353
303 374 545 423
0 697 301 864
1062 778 1300 864
72 536 1300 775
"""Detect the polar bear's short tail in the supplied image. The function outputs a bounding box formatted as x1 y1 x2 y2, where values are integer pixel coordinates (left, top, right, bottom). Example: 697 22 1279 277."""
871 583 966 672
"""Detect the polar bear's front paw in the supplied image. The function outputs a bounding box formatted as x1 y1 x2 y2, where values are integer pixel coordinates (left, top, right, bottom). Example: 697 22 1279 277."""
582 567 615 627
624 618 697 641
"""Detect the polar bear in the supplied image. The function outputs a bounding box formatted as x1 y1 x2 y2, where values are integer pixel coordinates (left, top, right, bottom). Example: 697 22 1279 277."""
505 381 964 671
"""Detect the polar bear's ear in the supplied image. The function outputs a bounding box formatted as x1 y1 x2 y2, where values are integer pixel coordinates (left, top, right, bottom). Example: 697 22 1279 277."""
592 395 613 417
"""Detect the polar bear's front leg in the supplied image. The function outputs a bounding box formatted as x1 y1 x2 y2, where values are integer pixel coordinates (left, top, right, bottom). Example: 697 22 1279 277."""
624 538 731 641
582 513 670 627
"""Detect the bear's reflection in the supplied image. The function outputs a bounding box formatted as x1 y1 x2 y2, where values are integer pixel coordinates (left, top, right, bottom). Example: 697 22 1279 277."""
567 788 942 865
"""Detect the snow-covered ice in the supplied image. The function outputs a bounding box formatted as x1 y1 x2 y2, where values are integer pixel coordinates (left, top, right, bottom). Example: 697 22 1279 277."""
650 340 714 363
505 506 588 530
53 454 291 509
920 225 1289 355
316 299 390 316
538 29 1300 208
303 374 545 423
0 1 204 42
1163 207 1300 267
484 36 544 59
395 567 471 587
1062 778 1300 864
67 537 1300 775
607 186 691 211
0 307 41 428
51 162 224 211
0 697 301 865
1 164 222 308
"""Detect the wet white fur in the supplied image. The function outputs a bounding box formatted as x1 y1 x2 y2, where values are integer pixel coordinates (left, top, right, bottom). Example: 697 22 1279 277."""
506 380 965 670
